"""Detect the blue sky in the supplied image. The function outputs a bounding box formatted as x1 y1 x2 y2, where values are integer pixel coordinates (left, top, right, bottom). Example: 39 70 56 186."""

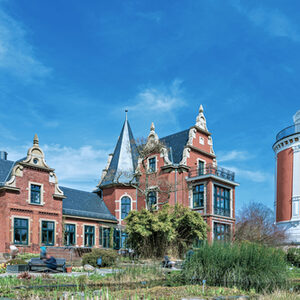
0 0 299 212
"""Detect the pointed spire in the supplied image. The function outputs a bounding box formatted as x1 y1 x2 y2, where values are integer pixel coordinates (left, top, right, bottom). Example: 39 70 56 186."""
199 104 203 113
99 117 138 186
125 109 128 121
150 122 155 131
33 134 39 145
196 104 208 131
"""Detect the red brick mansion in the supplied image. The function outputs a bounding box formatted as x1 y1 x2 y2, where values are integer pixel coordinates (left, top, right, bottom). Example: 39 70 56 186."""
0 106 238 254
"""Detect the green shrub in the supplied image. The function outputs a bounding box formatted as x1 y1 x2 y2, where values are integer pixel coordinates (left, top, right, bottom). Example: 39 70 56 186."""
6 259 27 265
287 248 300 267
82 249 118 267
17 253 39 260
181 242 288 292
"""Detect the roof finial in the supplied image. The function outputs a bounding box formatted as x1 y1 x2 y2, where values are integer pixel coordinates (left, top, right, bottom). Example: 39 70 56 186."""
33 134 39 145
125 109 128 121
150 122 155 131
199 104 204 113
196 104 208 131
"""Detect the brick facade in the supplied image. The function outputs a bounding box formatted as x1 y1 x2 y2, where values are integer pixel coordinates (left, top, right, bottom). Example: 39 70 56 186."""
99 106 238 243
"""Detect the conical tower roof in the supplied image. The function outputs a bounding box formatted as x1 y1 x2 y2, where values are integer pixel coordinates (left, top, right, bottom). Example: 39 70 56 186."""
100 117 138 186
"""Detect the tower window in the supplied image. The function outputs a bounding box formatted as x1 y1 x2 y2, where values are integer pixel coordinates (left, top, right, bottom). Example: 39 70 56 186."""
121 196 131 219
148 157 156 172
30 184 41 204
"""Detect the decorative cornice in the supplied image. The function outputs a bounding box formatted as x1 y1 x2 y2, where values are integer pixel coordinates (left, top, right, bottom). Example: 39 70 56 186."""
273 133 300 154
192 125 211 136
186 174 239 186
63 214 118 223
188 145 216 158
0 186 20 192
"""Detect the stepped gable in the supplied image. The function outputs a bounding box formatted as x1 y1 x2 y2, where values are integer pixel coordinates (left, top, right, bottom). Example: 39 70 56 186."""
61 186 117 222
100 116 138 186
160 129 190 164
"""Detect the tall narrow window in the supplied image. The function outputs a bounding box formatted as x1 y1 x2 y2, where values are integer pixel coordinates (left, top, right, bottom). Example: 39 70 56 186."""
31 184 41 204
193 184 204 208
121 232 128 249
14 218 28 245
84 226 94 247
147 191 157 209
213 223 230 241
99 227 103 246
148 157 156 172
214 185 230 217
198 161 205 175
121 196 131 219
64 224 76 246
113 229 121 250
103 228 110 248
41 221 54 246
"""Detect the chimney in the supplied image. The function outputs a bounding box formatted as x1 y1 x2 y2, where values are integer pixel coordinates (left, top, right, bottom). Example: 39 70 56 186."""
0 151 8 160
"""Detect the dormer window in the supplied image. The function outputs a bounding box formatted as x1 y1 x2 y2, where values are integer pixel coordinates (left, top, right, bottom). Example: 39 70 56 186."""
148 157 156 173
30 184 41 204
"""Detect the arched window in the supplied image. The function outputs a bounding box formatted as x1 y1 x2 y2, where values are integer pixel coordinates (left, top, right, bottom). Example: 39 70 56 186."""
121 196 131 219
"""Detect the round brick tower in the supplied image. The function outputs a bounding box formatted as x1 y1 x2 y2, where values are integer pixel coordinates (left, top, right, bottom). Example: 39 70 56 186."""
273 110 300 244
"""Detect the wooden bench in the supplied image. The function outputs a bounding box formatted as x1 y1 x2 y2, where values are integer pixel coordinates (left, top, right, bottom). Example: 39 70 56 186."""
28 258 66 273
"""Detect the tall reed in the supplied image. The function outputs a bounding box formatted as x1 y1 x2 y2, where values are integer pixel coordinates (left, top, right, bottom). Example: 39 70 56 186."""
181 242 288 291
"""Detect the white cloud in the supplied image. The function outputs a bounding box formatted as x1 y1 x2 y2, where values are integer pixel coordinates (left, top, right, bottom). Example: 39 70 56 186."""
3 143 109 191
232 2 299 42
218 150 251 162
223 165 268 183
136 11 162 23
128 79 187 113
0 4 51 81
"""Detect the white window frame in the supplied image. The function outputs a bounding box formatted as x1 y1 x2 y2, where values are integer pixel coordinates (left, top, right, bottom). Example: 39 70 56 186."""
64 222 77 246
39 218 57 246
28 182 44 205
146 190 158 210
147 156 157 173
120 194 133 221
11 215 31 246
211 182 232 218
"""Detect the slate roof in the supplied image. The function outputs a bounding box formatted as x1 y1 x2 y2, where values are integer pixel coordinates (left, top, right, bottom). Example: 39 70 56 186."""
0 159 15 186
160 129 190 164
60 186 117 222
100 119 139 186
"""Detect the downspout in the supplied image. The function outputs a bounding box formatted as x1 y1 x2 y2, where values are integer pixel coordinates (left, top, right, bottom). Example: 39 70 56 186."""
175 167 177 205
170 147 177 205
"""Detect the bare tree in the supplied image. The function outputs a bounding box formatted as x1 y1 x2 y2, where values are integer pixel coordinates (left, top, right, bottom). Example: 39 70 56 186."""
235 202 287 246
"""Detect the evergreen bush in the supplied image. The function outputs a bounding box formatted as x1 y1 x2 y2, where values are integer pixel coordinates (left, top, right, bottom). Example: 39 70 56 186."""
81 249 118 267
287 248 300 267
125 204 207 258
181 242 288 291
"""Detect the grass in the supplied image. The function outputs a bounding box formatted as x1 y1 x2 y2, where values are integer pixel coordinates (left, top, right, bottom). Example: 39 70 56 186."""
0 261 299 299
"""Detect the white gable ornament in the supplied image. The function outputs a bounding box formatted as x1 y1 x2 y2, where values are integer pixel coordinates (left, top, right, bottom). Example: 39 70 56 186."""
196 105 208 131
